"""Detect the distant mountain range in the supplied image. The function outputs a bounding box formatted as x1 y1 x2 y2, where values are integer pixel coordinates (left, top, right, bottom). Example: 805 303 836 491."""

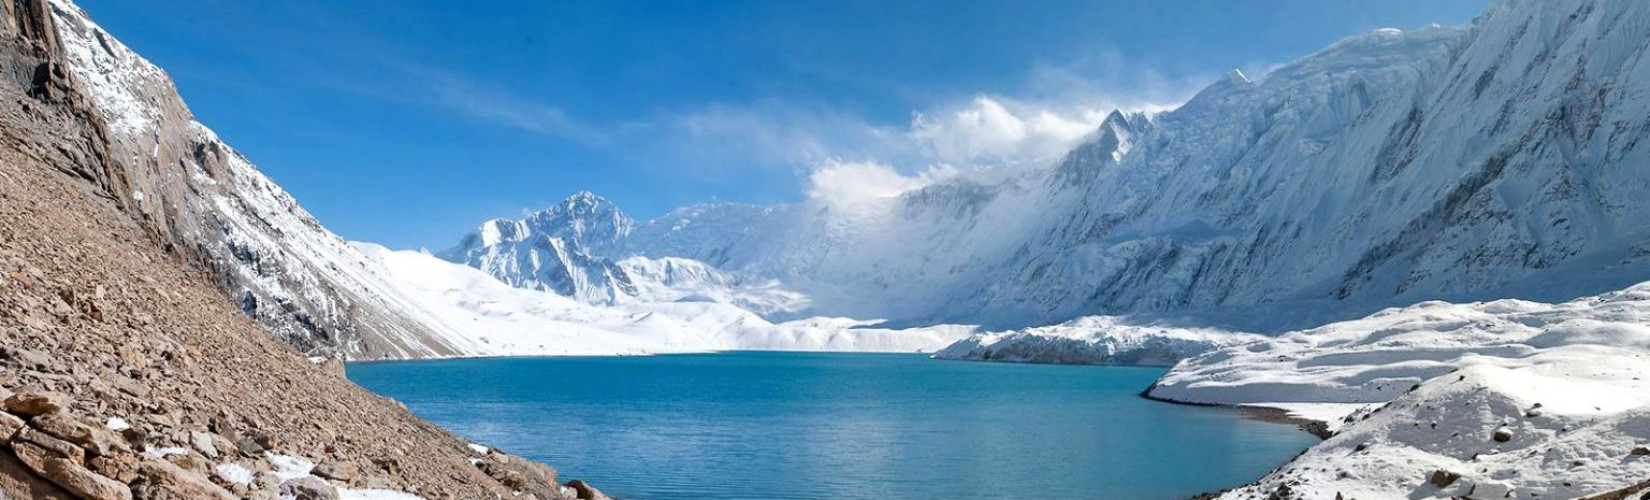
448 2 1650 333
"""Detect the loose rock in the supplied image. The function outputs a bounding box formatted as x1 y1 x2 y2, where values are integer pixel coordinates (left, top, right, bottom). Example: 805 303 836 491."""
32 412 125 457
133 459 238 500
568 479 609 500
42 456 132 500
1429 470 1460 488
187 431 217 459
0 410 23 440
4 390 67 416
279 476 340 500
312 461 359 483
14 426 86 465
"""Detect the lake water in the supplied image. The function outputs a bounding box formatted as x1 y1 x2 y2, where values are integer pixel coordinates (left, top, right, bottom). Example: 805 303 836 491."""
348 352 1314 500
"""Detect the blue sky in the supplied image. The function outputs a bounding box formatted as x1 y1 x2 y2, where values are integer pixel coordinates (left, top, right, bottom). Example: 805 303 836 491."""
77 0 1487 249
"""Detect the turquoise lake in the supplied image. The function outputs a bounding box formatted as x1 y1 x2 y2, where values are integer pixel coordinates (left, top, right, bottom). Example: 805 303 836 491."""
348 352 1315 500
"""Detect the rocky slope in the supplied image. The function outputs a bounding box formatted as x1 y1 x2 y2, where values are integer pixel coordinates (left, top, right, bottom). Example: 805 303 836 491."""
0 0 604 498
45 0 469 359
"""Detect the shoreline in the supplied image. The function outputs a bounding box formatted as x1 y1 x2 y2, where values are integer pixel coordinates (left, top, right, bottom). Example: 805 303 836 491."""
1137 385 1336 440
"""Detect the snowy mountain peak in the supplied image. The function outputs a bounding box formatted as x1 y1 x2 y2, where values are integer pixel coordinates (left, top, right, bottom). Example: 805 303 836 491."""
1053 109 1153 185
559 190 622 220
447 191 634 259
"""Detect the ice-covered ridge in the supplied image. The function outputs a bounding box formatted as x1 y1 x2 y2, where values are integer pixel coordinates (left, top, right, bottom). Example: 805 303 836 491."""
931 315 1262 366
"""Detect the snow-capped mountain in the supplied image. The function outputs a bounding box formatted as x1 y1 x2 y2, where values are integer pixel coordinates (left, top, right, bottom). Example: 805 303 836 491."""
46 0 473 358
440 192 810 315
594 0 1650 334
441 192 638 303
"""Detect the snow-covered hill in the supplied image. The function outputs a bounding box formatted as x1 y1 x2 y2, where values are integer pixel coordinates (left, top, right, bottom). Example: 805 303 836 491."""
930 316 1261 366
1145 281 1650 499
358 243 970 356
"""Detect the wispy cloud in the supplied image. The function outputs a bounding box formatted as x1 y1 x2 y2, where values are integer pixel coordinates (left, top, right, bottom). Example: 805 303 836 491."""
367 65 610 143
154 1 608 143
642 50 1219 193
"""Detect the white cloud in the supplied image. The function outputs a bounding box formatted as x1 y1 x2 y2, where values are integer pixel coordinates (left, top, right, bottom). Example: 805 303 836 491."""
908 95 1112 168
805 161 956 212
638 51 1234 200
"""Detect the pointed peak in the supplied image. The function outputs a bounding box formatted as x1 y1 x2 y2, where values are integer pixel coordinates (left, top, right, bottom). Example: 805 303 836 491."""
1225 69 1250 85
1101 109 1130 126
558 190 620 212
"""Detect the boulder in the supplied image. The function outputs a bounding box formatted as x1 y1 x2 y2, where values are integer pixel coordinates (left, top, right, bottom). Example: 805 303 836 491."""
10 440 61 476
132 459 237 500
186 431 217 459
249 432 277 451
0 410 23 440
279 476 339 500
1632 446 1650 456
32 412 125 457
234 437 264 457
312 461 359 482
88 454 140 484
1491 428 1512 443
567 479 609 500
42 456 132 500
116 345 146 367
1429 470 1461 488
4 390 67 416
14 426 86 466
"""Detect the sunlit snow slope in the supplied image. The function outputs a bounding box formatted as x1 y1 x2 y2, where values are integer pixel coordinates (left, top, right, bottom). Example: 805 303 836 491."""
358 243 971 356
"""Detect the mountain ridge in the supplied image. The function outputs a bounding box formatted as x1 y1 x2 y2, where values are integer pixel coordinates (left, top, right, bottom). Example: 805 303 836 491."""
447 0 1650 336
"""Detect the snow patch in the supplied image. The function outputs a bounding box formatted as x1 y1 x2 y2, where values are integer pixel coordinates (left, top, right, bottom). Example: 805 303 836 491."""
213 463 254 486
